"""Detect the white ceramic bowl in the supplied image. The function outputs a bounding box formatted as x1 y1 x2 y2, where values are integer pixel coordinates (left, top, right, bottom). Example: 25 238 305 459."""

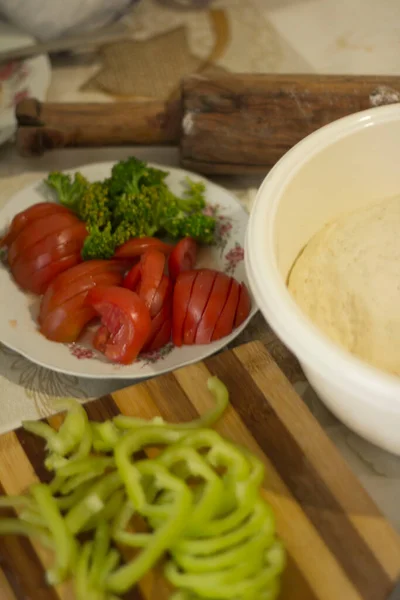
246 104 400 455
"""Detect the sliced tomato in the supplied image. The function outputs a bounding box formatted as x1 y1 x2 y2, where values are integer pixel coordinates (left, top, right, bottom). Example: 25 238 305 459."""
146 318 172 352
211 279 240 341
0 203 71 248
138 250 166 313
195 272 232 344
39 265 124 324
122 263 141 291
142 298 172 352
40 292 97 343
12 225 87 282
168 237 197 281
13 253 82 295
234 283 251 328
13 221 87 265
149 275 173 318
182 269 217 345
86 286 151 364
114 237 173 259
8 212 81 267
172 270 198 347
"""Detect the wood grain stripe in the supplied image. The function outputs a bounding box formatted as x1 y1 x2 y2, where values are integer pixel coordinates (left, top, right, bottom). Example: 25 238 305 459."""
0 436 60 600
15 427 52 484
205 351 393 600
0 566 16 600
172 361 362 600
234 342 400 578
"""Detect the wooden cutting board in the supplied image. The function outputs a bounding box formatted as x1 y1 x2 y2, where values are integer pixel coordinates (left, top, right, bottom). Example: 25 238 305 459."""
0 341 400 600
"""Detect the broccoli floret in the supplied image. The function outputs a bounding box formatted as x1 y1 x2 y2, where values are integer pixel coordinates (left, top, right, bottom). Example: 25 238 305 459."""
180 177 207 212
81 223 116 260
163 213 216 244
79 182 112 228
112 222 144 248
45 171 88 214
108 157 168 198
46 157 216 260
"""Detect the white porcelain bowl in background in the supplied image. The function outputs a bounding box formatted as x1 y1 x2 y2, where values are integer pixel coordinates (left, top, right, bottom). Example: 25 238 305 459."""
245 104 400 455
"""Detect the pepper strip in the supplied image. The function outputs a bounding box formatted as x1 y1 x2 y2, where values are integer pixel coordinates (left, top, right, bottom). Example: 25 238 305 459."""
107 457 192 594
113 377 228 434
65 471 122 535
31 483 77 585
0 518 52 548
156 446 223 536
172 499 274 563
23 399 88 457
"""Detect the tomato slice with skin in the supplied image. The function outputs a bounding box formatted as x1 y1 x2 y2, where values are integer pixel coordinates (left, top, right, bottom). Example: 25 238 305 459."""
12 253 82 295
234 283 251 328
168 237 197 281
8 213 80 266
172 270 198 347
41 260 125 300
122 263 141 291
86 286 151 365
195 272 232 345
142 297 172 352
149 275 172 318
0 203 71 248
139 250 166 313
40 292 97 343
39 268 123 324
12 228 87 281
12 222 87 266
146 318 172 352
211 279 240 341
114 237 173 259
182 269 217 345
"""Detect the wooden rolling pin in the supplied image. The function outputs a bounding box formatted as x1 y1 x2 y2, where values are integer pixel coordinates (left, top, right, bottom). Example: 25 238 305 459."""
16 73 400 174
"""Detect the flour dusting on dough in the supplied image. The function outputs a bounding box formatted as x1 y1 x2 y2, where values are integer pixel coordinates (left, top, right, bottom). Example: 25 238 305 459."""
288 195 400 376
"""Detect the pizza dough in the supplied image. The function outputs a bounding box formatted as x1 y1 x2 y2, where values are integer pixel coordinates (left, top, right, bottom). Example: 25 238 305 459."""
287 195 400 376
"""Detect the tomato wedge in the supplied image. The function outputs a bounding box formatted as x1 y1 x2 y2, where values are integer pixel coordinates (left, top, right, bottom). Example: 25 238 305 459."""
168 237 197 281
182 269 217 345
211 279 240 341
8 212 81 266
0 203 71 248
149 275 172 318
234 283 251 328
40 292 97 343
114 237 173 259
13 253 82 295
146 318 172 352
86 286 151 364
142 298 172 352
12 222 87 266
194 272 232 344
12 224 87 284
172 270 198 347
122 263 141 291
138 250 166 314
39 260 125 322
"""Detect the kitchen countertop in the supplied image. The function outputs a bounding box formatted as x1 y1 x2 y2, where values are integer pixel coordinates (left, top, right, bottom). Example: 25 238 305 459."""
1 0 400 534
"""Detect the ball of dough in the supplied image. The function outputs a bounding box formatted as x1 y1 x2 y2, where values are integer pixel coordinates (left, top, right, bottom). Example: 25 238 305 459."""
288 195 400 376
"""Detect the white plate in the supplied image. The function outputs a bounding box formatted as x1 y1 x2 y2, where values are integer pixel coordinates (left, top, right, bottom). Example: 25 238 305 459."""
0 161 257 379
0 21 51 146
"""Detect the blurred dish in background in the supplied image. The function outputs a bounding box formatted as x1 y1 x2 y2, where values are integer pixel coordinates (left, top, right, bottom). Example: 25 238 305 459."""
0 21 51 146
0 0 140 41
